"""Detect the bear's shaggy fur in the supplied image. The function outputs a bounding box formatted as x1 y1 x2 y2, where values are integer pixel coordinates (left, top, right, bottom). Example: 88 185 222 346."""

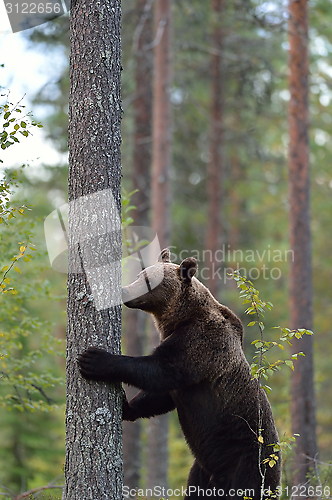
78 248 281 499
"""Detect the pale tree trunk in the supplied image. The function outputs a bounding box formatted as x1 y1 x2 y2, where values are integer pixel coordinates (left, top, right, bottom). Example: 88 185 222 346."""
288 0 316 486
123 1 153 489
146 0 173 492
205 0 224 299
65 0 123 498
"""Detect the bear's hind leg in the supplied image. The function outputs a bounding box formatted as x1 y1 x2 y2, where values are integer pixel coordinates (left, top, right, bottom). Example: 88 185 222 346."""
185 460 220 499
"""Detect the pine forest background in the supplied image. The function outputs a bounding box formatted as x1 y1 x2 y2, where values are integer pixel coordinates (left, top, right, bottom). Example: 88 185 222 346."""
1 0 332 497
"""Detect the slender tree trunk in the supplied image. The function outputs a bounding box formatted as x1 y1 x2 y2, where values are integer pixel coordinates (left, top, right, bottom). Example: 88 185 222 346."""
65 1 123 498
131 0 153 225
146 0 172 492
123 310 146 491
205 0 224 299
150 0 172 250
122 1 153 491
288 0 316 485
228 153 241 251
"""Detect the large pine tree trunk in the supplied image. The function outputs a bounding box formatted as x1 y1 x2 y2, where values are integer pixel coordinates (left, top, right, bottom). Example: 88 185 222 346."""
288 0 316 485
65 1 123 498
123 2 153 489
146 0 173 491
205 0 224 299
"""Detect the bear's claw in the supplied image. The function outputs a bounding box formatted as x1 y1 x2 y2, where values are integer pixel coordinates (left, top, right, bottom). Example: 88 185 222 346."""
78 346 113 381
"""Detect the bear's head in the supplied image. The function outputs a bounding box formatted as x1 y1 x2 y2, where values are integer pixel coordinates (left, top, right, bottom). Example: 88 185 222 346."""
122 248 244 342
122 248 198 317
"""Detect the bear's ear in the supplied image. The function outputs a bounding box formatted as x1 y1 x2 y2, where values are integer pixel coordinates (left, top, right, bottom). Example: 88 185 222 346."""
178 257 198 284
158 248 171 263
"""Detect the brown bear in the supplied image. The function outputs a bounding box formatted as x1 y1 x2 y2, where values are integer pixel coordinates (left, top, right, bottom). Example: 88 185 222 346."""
78 248 281 499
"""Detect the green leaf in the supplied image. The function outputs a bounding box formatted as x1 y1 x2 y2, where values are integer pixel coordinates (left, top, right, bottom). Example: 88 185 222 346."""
20 121 27 128
285 360 294 370
247 321 256 327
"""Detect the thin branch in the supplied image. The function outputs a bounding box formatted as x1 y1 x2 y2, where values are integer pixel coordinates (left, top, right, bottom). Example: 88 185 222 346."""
33 475 64 499
13 385 27 409
0 241 29 293
30 383 54 405
144 17 167 51
0 484 15 499
13 485 64 500
132 0 154 54
233 413 259 438
303 454 332 467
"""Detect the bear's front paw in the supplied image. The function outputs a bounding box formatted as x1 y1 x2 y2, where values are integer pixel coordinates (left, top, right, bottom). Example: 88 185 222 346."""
78 347 117 382
122 398 137 422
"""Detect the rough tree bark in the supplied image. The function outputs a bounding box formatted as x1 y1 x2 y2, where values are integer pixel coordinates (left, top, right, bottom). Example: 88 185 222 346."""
147 0 173 492
288 0 317 486
205 0 224 299
123 0 153 490
65 0 123 498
